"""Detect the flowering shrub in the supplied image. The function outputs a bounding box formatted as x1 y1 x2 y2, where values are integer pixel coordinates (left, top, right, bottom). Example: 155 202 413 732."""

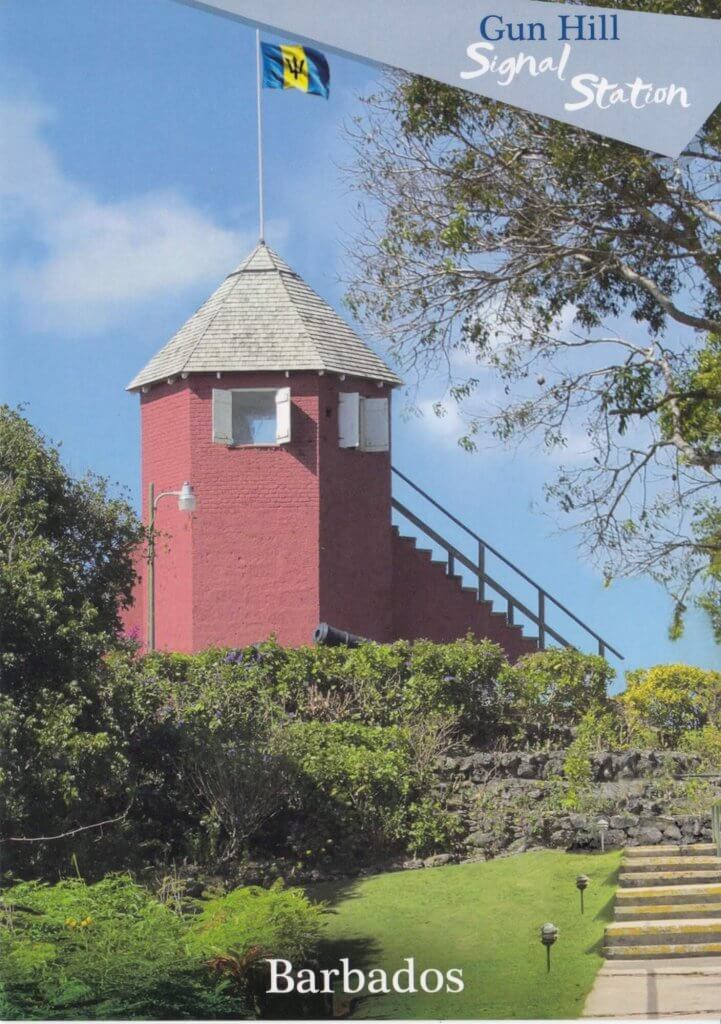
621 664 721 746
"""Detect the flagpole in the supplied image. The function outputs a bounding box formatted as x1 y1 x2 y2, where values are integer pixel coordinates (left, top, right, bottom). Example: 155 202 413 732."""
255 28 265 242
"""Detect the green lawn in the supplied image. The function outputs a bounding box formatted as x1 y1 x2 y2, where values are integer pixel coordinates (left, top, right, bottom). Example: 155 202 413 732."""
310 850 621 1019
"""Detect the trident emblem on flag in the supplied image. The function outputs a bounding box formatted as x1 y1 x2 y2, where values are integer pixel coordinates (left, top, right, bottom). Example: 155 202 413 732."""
284 53 307 81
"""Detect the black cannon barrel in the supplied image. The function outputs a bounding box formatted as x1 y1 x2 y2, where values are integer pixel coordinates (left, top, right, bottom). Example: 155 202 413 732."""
313 622 368 648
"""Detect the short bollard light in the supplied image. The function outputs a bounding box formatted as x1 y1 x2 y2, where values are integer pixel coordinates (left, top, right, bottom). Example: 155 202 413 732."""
576 874 590 914
540 922 559 973
598 817 610 853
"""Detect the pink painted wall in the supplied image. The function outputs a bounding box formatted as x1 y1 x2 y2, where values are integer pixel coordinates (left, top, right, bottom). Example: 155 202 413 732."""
317 377 394 641
140 383 195 652
184 372 322 650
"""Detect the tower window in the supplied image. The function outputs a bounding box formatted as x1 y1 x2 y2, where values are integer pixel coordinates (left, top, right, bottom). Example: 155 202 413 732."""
338 393 390 452
212 388 291 446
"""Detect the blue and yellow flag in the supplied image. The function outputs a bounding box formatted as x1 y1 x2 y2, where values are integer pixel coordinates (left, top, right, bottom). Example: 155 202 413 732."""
261 42 330 99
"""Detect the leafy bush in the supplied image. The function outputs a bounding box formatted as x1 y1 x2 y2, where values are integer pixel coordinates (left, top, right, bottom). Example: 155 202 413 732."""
139 636 506 736
402 637 508 741
188 882 323 962
0 875 229 1019
679 724 721 768
3 637 620 878
561 706 621 810
620 664 721 746
0 875 323 1019
501 648 616 746
273 721 460 858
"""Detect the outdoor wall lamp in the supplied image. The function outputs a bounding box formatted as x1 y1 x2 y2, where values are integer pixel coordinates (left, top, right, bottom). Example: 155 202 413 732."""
147 481 197 652
540 923 559 973
576 874 589 914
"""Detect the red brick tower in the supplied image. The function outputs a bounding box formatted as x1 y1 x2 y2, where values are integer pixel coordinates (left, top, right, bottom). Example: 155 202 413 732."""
126 243 401 652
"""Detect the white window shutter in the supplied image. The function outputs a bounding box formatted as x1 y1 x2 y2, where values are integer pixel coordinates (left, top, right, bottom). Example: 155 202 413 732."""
360 397 390 452
212 389 233 445
275 387 292 444
338 392 360 448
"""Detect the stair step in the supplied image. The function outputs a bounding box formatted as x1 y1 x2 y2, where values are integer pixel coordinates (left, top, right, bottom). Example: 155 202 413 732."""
615 903 721 920
397 533 417 548
604 941 721 960
622 855 721 872
619 870 721 887
625 843 718 858
616 883 721 905
606 919 721 948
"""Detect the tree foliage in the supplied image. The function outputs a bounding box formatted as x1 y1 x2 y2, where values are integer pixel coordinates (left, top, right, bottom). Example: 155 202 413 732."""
0 407 143 861
343 0 721 633
0 406 143 691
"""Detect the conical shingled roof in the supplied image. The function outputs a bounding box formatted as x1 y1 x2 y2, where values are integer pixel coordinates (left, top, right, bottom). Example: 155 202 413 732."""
127 243 402 390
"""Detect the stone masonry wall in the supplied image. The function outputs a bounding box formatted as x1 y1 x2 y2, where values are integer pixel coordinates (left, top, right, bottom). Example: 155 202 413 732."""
436 749 721 859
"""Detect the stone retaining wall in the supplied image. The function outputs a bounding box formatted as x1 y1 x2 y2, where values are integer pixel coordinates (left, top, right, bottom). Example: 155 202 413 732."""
440 749 704 783
436 748 720 858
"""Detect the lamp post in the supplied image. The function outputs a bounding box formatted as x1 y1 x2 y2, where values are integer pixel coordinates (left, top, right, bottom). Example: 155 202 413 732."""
598 817 610 853
147 481 197 652
576 874 589 914
540 923 558 973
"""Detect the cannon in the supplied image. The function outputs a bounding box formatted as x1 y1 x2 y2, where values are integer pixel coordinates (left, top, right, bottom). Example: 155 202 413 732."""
313 622 368 648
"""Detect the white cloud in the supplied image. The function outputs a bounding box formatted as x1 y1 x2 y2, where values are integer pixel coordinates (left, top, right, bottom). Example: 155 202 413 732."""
415 389 592 466
415 398 470 442
0 96 271 334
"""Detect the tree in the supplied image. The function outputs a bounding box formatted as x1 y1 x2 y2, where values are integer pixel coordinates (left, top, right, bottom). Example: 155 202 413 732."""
0 405 143 692
0 406 144 863
343 0 721 635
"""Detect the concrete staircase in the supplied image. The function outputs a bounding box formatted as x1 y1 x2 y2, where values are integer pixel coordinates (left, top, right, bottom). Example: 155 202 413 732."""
391 528 539 661
604 843 721 960
390 469 622 663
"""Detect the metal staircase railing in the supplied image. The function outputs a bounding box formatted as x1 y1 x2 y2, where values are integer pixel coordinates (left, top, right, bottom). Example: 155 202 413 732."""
391 466 623 662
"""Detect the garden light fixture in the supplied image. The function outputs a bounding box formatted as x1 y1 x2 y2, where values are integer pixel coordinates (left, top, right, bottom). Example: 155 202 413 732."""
177 481 197 512
147 481 197 651
540 923 558 973
597 817 610 853
576 874 589 914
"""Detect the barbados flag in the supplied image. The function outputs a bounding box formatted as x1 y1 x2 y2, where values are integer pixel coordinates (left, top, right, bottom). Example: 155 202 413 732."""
261 42 330 99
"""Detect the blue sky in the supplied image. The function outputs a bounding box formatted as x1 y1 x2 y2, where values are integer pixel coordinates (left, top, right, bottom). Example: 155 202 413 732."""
1 0 718 678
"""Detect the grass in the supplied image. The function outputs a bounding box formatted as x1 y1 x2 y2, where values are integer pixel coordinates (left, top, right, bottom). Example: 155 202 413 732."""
310 849 621 1019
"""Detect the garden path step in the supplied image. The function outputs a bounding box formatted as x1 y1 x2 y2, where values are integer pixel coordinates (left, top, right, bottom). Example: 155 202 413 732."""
619 869 721 887
615 903 721 920
621 855 721 872
604 941 721 960
626 843 717 858
605 849 721 965
606 920 721 948
616 882 721 904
